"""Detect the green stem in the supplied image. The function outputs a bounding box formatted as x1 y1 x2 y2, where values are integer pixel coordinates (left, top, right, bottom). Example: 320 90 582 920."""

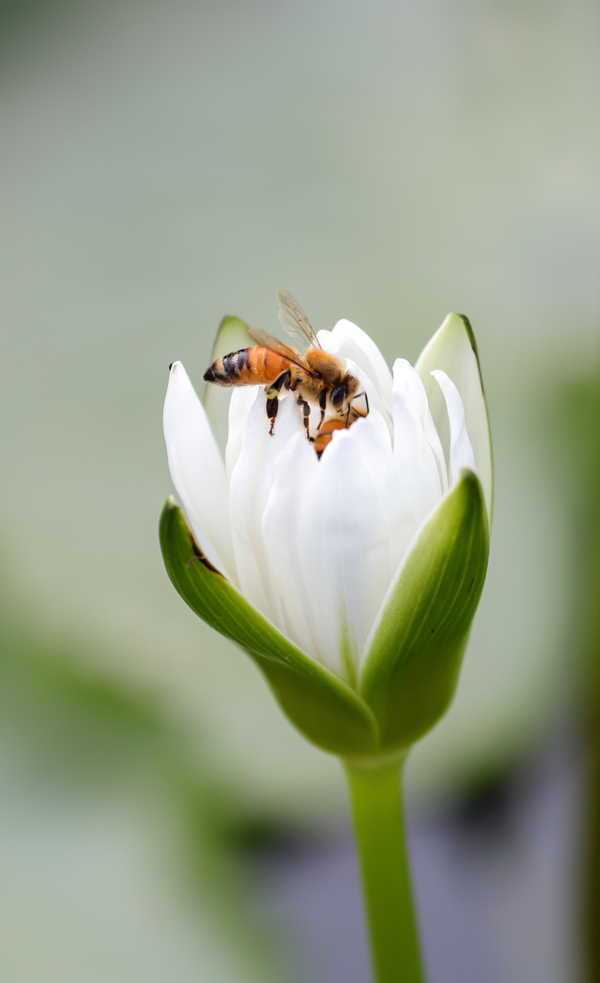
344 756 425 983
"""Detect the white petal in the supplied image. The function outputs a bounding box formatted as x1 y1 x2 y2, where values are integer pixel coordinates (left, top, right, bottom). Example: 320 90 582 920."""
392 359 447 518
163 362 235 580
416 314 492 518
318 318 394 413
261 432 321 660
294 411 411 681
225 385 260 480
354 412 421 581
431 370 477 484
345 358 392 434
228 390 306 627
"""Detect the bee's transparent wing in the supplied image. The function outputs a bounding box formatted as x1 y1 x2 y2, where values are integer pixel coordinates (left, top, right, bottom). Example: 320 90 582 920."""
247 327 311 371
277 289 322 350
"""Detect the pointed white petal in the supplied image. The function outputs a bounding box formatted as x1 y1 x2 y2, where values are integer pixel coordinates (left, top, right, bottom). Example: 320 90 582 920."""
318 319 393 411
392 359 447 516
431 370 476 484
356 412 421 579
228 390 306 627
294 411 411 681
261 431 321 661
163 362 235 579
225 385 260 480
416 313 492 517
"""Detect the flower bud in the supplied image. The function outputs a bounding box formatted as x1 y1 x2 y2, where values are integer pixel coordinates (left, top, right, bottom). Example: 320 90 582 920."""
161 300 492 758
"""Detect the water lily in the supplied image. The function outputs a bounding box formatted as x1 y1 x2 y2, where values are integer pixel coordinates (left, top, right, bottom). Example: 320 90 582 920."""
161 298 492 759
161 296 493 983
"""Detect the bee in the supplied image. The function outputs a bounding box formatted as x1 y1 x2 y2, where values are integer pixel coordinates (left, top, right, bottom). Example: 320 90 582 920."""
203 290 365 439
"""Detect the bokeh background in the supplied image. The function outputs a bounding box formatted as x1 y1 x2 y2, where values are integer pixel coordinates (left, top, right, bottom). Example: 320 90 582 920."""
1 0 599 980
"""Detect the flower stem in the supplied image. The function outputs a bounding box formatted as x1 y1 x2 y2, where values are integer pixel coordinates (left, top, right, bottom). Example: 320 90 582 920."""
344 756 425 983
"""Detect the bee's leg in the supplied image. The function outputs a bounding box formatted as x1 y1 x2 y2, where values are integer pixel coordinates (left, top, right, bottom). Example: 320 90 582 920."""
266 396 279 435
265 370 291 435
295 394 311 438
316 390 327 431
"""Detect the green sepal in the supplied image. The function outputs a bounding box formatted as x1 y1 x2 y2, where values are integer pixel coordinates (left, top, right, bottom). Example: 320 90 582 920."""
359 470 490 752
159 499 379 756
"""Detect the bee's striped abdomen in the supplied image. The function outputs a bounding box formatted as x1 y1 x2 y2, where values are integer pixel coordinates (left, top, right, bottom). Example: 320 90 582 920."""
203 347 291 387
203 348 252 385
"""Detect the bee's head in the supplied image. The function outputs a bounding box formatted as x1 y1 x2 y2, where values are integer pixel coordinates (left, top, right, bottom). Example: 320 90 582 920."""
330 384 346 410
331 373 360 411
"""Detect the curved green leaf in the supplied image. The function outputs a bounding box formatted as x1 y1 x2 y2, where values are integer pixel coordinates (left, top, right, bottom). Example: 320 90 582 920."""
359 470 490 752
160 499 379 756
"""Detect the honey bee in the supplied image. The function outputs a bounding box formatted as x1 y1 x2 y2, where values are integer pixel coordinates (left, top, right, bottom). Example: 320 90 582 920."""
203 290 366 439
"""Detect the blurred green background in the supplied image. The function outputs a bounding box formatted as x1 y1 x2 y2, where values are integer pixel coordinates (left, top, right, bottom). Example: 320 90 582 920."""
1 0 598 980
